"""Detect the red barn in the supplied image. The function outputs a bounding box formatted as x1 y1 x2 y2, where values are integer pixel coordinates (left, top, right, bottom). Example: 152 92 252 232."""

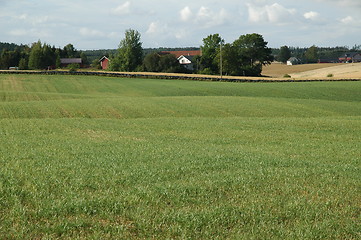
99 56 110 70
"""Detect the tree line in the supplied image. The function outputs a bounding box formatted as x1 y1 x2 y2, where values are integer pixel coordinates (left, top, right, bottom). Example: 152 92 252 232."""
275 45 361 64
0 41 88 70
1 32 360 75
108 29 273 76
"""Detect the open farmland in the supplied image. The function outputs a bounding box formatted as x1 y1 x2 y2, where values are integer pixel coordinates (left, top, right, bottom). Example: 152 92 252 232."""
0 74 360 239
290 62 361 79
262 62 353 78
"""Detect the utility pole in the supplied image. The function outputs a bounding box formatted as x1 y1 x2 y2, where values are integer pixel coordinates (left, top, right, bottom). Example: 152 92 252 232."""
220 42 223 80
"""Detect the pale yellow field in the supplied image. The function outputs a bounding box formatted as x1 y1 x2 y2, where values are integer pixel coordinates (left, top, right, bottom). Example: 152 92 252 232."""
262 62 361 79
262 63 342 77
290 62 361 78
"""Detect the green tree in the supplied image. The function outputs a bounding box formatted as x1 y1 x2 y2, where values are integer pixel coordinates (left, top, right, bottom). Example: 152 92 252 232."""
143 52 183 73
200 34 224 74
305 45 319 63
28 41 43 69
143 52 161 72
111 29 143 72
18 58 27 70
278 46 291 63
63 44 77 58
80 52 89 65
55 49 61 69
158 54 183 73
232 33 273 76
42 44 55 69
217 43 238 76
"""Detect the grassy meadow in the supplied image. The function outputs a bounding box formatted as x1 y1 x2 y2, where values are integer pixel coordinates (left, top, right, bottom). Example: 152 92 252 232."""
0 74 360 239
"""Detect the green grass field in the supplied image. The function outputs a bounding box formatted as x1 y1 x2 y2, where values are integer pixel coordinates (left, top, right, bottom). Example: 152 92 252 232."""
0 74 360 239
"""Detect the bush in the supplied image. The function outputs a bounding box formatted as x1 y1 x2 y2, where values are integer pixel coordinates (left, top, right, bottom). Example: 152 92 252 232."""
199 68 214 75
68 63 80 72
283 74 291 78
327 73 334 77
18 58 28 70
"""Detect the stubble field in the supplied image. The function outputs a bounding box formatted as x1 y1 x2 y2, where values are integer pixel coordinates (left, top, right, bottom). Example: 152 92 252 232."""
0 74 360 239
262 62 361 79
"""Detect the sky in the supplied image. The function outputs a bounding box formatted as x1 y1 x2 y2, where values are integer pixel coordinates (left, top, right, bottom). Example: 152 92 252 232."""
0 0 360 50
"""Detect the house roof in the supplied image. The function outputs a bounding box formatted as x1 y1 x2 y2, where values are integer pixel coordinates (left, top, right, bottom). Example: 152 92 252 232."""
99 56 110 62
60 58 82 64
287 57 300 62
339 52 360 59
178 55 196 62
353 54 361 60
160 50 201 58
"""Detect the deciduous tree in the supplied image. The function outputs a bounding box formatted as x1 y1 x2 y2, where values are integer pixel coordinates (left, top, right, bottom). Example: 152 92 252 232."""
305 45 319 63
200 34 224 74
278 46 291 63
111 29 143 72
28 41 43 70
231 33 273 76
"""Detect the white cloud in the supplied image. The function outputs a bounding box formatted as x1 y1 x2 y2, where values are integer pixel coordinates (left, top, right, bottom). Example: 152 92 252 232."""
304 11 320 21
196 7 228 27
180 6 193 22
247 3 296 24
316 0 361 8
175 29 189 40
8 29 28 37
9 28 49 38
180 6 228 28
340 16 352 24
112 1 130 15
146 21 168 35
339 16 361 26
16 14 27 20
80 27 103 37
13 13 49 25
197 6 211 20
32 16 49 25
108 31 119 38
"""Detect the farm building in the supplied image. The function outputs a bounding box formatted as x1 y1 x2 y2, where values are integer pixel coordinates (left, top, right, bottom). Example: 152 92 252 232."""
177 55 197 71
60 58 82 68
318 58 339 63
160 50 201 71
287 57 301 65
99 56 110 70
339 52 361 63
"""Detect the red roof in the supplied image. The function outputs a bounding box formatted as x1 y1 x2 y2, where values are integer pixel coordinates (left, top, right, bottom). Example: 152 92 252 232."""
160 50 201 58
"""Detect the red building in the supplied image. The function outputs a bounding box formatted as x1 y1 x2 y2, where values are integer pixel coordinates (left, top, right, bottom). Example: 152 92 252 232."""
99 56 110 70
339 52 361 63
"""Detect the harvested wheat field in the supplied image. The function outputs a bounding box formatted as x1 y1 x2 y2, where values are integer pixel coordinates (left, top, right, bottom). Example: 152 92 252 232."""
262 63 340 77
263 62 361 79
290 62 361 78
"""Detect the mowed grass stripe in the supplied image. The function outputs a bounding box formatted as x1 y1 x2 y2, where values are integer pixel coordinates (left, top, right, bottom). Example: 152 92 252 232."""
0 117 360 239
0 96 360 119
1 74 361 101
0 91 97 102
